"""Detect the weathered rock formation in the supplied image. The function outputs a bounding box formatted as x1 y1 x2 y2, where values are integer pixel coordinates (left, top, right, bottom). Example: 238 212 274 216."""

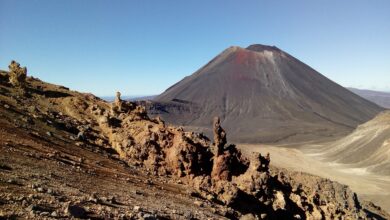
210 117 247 181
87 96 370 218
8 60 27 87
111 91 123 114
93 93 213 177
213 116 227 154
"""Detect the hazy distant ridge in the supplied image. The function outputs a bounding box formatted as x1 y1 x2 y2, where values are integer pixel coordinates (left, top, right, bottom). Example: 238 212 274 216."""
348 88 390 109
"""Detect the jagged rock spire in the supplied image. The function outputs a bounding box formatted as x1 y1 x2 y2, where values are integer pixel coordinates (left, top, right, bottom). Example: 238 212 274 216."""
213 116 226 155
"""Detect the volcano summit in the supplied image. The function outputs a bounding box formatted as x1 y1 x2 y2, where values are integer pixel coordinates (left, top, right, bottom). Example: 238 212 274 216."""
147 44 383 143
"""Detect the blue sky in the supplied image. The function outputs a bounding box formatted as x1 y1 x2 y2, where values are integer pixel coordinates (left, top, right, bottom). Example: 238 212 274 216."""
0 0 389 96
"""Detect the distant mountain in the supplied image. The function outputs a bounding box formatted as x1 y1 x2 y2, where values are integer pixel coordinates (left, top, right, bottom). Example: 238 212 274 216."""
348 88 390 109
146 44 383 143
129 95 157 101
101 95 156 102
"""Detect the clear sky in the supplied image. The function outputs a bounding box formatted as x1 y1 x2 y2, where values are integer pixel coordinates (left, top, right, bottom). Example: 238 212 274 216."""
1 0 389 96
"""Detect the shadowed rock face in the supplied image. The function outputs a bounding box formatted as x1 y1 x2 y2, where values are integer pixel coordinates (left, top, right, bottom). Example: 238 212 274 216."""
149 44 383 143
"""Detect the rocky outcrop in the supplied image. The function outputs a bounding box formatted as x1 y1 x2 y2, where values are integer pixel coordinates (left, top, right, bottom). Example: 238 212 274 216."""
91 92 213 177
87 96 371 219
210 116 248 182
271 168 367 219
8 60 27 87
111 91 123 114
213 116 227 154
235 153 272 199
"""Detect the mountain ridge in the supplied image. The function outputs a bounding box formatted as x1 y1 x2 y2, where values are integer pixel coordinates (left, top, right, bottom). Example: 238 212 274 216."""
349 87 390 109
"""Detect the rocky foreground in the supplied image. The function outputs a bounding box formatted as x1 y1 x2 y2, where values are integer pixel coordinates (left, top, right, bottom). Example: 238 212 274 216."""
0 61 389 219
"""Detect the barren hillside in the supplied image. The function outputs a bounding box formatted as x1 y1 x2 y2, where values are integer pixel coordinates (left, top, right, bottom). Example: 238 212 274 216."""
316 111 390 176
0 61 388 219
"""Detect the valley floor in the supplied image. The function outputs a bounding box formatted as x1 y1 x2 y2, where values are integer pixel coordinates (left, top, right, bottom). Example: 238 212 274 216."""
239 143 390 213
